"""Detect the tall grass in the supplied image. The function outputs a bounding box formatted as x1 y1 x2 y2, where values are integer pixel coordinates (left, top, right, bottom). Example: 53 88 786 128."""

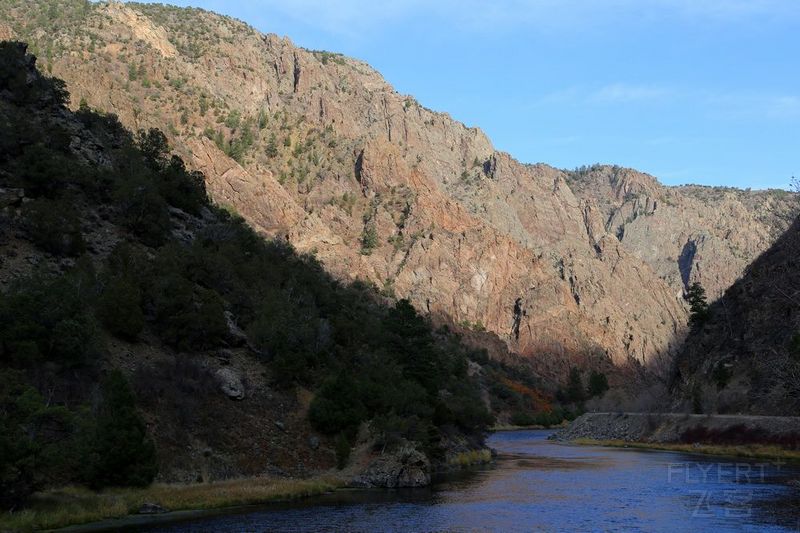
448 449 493 468
572 439 800 462
0 476 341 532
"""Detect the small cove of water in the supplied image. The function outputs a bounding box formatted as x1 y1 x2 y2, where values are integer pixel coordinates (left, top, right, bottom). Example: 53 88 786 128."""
147 430 800 532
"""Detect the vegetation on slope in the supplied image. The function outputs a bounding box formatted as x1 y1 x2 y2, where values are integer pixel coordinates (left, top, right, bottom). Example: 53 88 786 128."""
0 41 499 515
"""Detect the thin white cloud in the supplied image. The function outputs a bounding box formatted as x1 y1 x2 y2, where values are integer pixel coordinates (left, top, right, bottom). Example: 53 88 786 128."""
704 92 800 120
530 83 677 108
235 0 800 37
765 95 800 119
530 84 800 121
590 83 675 103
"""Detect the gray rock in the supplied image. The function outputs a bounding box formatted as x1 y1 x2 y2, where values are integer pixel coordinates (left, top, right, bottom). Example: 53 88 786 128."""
215 367 245 400
0 187 24 208
308 436 320 450
138 503 167 514
274 420 286 432
351 444 430 488
215 349 234 365
224 311 249 347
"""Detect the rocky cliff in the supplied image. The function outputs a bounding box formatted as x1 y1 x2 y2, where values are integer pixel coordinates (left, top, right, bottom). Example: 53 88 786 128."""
674 215 800 415
566 165 796 300
3 0 794 368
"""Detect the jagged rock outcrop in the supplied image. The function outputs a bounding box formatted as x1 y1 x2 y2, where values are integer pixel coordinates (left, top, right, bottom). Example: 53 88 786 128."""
351 444 431 488
566 165 795 300
4 1 794 367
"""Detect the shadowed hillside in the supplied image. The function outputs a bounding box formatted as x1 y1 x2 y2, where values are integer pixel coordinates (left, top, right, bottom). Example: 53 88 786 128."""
1 0 795 370
674 214 800 414
1 42 573 515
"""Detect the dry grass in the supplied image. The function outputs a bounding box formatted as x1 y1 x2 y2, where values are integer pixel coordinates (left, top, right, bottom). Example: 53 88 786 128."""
572 439 800 462
490 421 569 432
0 476 341 532
448 449 493 468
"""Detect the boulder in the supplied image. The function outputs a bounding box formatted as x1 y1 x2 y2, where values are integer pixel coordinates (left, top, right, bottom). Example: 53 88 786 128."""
351 444 430 488
138 502 168 514
215 367 245 400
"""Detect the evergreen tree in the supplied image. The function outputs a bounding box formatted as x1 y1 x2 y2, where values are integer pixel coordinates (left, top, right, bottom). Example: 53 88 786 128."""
566 367 585 404
83 371 157 489
98 274 144 340
686 282 710 328
265 133 278 158
588 370 609 398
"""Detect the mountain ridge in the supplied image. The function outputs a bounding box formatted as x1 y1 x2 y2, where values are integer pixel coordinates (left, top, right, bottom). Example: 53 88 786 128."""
2 0 796 369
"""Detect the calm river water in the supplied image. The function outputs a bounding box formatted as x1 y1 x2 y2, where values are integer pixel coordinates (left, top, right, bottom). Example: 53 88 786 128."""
148 430 800 532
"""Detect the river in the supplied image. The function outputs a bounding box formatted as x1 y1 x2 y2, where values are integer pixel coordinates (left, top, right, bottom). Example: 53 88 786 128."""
146 430 800 532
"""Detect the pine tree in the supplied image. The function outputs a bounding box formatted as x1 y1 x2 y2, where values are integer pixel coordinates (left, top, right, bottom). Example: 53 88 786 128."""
83 371 157 489
587 370 609 398
265 133 278 158
686 282 709 328
566 367 585 404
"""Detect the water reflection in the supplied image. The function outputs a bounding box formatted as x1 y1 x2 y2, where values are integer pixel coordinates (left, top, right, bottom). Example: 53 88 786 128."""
148 430 800 532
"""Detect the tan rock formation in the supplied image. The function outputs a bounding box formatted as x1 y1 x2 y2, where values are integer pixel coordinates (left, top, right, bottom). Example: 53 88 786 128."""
3 1 793 367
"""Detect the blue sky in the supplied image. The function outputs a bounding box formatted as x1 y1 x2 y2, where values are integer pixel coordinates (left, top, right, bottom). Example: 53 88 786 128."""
141 0 799 189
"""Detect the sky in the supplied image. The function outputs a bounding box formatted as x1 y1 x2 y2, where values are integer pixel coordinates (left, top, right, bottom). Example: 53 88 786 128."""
140 0 799 189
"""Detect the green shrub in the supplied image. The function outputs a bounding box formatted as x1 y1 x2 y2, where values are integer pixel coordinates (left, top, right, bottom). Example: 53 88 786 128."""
0 371 83 511
510 409 568 428
335 433 350 470
13 144 74 198
0 373 42 511
308 373 367 435
23 198 85 256
360 222 378 255
587 370 609 398
565 367 585 404
148 267 228 351
0 270 97 367
97 274 144 340
82 371 157 489
265 133 278 158
113 175 171 247
158 155 208 215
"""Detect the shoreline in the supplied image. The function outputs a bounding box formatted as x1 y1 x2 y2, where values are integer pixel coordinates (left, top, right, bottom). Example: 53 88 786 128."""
488 422 567 432
0 476 342 532
3 448 498 531
568 438 800 463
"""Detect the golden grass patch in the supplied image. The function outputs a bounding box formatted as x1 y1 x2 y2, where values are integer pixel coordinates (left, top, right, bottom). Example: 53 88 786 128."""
448 449 493 468
0 476 341 532
571 439 800 462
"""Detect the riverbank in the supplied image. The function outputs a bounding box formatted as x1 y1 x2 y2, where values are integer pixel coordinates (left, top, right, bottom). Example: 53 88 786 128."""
489 421 569 432
570 439 800 462
553 412 800 462
0 476 341 532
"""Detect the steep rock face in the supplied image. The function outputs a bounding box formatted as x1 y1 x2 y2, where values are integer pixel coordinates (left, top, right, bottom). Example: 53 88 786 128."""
675 216 800 415
3 1 793 367
567 165 795 300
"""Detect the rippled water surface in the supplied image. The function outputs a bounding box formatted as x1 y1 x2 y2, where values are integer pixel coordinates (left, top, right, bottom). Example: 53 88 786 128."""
149 430 800 532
